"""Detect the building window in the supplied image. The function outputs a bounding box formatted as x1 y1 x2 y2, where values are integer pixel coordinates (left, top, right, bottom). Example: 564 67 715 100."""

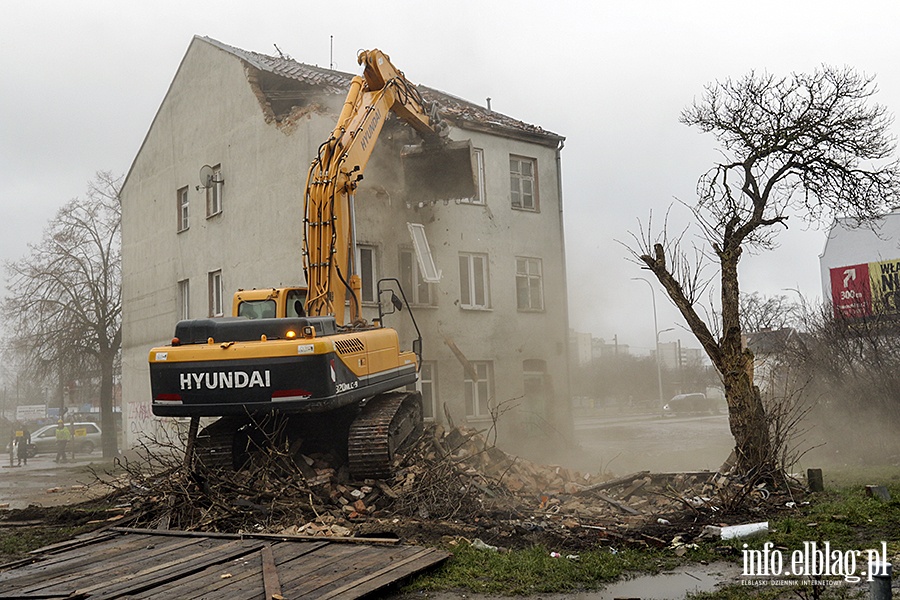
510 155 537 211
516 257 544 311
523 359 548 433
208 269 223 317
459 252 490 309
358 245 377 303
407 361 437 421
465 361 493 419
460 148 486 205
177 279 190 320
400 249 433 306
206 164 223 217
177 187 189 232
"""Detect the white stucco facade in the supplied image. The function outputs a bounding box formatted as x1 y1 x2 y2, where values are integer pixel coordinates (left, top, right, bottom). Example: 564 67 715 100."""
121 37 572 454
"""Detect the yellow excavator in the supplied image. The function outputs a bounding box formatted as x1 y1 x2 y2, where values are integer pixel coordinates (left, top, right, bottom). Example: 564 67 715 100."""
149 49 475 479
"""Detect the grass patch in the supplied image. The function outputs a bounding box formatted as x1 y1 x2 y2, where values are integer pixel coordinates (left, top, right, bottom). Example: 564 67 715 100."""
0 526 84 560
405 479 900 596
405 542 688 595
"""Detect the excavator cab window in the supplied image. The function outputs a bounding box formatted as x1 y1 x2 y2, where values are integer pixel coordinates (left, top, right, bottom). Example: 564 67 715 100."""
238 300 276 319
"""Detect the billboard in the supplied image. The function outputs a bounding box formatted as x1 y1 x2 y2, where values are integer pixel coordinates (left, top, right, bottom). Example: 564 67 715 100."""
830 258 900 318
16 405 47 421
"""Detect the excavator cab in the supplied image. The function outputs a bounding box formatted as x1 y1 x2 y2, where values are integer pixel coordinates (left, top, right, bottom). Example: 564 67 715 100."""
232 287 308 319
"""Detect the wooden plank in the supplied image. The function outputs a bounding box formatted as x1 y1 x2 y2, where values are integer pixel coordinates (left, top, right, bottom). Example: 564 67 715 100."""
7 535 210 596
1 530 446 600
285 545 423 598
81 538 265 599
0 533 200 590
318 547 450 599
575 470 650 494
142 540 330 600
595 491 641 515
112 526 399 545
277 544 375 593
261 544 282 600
26 531 119 556
140 552 263 600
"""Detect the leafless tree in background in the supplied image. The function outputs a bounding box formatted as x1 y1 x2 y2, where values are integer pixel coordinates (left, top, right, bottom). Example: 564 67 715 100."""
4 171 122 457
739 292 804 333
631 66 900 479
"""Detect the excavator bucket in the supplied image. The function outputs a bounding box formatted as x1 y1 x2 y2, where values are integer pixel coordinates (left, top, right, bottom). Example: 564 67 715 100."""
401 139 477 203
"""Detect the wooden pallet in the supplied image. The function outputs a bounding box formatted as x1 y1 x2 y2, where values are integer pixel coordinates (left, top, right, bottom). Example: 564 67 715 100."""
0 527 449 599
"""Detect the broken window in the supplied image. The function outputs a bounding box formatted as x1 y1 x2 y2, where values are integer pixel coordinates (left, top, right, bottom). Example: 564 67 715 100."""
206 164 223 217
510 156 538 211
459 252 490 309
400 249 433 306
460 148 486 205
464 361 493 419
516 257 544 311
177 186 189 232
178 279 190 320
208 269 224 317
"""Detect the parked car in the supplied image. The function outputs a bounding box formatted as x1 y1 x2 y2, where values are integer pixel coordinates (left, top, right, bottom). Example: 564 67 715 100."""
662 393 718 417
28 422 102 456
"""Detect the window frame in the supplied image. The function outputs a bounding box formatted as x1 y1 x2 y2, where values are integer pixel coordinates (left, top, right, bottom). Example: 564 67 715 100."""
515 256 544 312
357 245 378 304
177 186 189 232
177 279 190 320
206 164 223 218
407 361 437 421
459 148 486 205
400 248 434 306
464 361 494 419
458 252 491 310
208 269 224 317
509 155 538 212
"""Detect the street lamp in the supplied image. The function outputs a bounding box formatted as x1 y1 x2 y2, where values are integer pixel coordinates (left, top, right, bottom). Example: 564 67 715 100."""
632 277 671 405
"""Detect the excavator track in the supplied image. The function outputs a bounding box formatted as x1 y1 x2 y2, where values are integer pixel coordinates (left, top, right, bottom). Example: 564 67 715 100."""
193 416 244 471
347 391 424 480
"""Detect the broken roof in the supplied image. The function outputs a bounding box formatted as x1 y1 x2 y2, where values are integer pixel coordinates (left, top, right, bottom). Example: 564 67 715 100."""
200 36 564 147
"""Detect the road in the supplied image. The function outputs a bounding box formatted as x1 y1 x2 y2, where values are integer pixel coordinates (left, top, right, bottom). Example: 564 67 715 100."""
0 451 114 510
571 412 733 475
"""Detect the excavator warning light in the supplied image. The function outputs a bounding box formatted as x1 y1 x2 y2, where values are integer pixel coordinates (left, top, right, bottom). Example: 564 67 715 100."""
286 330 297 339
171 337 181 346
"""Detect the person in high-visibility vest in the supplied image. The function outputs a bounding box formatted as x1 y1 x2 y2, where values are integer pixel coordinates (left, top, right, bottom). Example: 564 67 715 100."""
54 422 71 463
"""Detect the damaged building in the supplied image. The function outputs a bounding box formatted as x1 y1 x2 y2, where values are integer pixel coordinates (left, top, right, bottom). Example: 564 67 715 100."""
120 36 571 455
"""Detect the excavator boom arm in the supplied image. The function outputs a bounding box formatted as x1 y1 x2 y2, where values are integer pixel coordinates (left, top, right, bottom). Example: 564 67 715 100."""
303 49 454 325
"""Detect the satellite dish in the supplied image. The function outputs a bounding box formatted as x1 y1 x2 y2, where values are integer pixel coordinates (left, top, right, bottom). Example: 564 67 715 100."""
199 165 215 189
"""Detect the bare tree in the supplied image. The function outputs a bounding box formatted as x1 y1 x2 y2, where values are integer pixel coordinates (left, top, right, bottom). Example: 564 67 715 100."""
739 292 804 333
4 171 122 457
632 66 900 479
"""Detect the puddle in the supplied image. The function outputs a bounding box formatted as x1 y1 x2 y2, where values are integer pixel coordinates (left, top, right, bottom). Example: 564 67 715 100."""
586 562 740 599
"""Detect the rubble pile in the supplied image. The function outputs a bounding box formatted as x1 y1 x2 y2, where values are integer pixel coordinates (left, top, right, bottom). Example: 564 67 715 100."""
98 425 797 550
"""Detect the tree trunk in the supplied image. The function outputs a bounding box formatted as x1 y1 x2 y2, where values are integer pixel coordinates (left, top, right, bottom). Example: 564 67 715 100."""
721 350 774 476
719 250 775 478
99 349 118 458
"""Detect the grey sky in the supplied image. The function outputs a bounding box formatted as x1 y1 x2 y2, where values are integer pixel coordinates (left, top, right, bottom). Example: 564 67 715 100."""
3 1 899 355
